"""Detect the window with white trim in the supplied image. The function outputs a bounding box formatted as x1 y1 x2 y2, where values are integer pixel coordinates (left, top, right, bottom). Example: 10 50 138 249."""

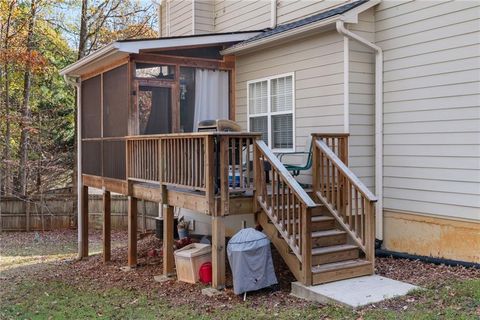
248 74 295 152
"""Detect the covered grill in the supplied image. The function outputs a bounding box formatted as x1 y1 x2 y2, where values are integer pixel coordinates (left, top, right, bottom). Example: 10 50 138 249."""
227 228 278 295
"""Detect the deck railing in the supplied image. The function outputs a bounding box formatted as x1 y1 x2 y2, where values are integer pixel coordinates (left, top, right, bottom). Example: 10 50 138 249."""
254 140 317 284
311 133 349 165
312 137 377 263
126 132 259 215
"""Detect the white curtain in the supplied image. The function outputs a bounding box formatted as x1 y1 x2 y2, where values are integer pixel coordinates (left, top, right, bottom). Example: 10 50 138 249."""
193 69 229 131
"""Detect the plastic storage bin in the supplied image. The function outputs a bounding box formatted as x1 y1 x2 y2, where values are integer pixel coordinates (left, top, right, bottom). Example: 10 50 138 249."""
174 243 212 284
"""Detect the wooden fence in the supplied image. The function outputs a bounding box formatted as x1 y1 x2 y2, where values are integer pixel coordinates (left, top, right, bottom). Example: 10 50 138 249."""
0 194 159 232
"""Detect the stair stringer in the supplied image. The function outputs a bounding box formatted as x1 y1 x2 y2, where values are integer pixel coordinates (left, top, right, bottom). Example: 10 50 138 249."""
257 210 304 283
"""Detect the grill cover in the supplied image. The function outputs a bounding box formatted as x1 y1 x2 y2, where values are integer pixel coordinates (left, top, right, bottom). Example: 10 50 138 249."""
227 228 278 295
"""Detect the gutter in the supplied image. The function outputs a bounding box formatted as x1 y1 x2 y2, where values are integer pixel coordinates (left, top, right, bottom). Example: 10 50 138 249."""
60 43 119 76
335 20 384 240
64 75 84 259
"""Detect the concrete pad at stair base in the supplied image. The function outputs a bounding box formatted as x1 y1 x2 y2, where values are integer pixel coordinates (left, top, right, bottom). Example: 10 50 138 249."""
291 275 418 308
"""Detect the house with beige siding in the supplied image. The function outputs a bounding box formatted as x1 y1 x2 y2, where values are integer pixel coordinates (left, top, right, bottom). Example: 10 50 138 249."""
157 0 480 263
61 0 479 292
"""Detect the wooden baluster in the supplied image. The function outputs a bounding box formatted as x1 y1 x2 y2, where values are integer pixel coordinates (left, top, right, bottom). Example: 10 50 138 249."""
292 197 297 244
331 160 336 210
287 188 295 235
355 189 359 238
337 169 342 217
281 179 285 227
246 139 251 188
205 136 215 215
361 197 365 245
271 169 276 215
325 157 330 203
301 205 312 285
230 138 235 190
239 138 244 189
343 177 355 230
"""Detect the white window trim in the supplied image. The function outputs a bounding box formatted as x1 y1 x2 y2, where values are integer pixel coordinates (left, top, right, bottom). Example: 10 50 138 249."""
247 72 296 153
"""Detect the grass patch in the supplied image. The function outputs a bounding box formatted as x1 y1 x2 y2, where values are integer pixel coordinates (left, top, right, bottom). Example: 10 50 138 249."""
1 279 479 319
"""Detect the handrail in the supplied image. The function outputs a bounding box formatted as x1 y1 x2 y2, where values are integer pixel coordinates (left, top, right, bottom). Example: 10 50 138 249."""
255 140 316 208
312 139 377 263
315 140 377 202
254 140 316 284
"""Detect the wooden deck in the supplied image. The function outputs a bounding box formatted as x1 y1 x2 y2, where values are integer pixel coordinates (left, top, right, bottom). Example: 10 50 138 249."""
79 132 377 289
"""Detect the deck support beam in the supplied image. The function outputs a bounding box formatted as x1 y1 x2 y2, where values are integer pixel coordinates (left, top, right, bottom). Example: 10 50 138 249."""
163 204 175 276
79 185 89 258
212 215 226 289
128 196 138 267
103 190 111 263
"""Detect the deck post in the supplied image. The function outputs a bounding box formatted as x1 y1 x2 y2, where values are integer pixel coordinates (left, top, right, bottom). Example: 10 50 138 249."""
163 204 175 276
103 190 111 263
211 214 226 290
128 196 138 267
79 185 89 258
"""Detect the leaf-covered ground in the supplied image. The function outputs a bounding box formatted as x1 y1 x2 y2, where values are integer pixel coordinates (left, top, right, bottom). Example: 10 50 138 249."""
1 230 479 319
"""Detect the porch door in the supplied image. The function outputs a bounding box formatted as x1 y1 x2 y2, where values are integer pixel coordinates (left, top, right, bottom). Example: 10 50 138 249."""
136 81 176 135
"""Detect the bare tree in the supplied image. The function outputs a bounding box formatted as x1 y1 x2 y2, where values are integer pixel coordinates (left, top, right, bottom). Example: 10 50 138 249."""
0 0 17 196
17 0 38 196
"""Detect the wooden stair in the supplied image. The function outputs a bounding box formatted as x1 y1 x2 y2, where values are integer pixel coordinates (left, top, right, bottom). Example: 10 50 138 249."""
253 135 376 287
260 203 373 285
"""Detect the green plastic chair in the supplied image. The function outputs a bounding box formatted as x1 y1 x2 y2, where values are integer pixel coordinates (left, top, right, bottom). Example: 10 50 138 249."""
276 136 312 177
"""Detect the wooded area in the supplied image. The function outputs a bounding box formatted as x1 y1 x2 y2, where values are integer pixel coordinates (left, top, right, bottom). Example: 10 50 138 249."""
0 0 158 200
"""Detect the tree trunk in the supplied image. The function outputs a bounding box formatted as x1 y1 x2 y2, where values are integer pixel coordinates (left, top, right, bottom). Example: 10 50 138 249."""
78 0 88 60
17 0 37 196
1 0 16 196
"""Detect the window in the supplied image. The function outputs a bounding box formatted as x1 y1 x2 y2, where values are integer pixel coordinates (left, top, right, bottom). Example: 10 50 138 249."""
248 74 295 151
135 63 175 80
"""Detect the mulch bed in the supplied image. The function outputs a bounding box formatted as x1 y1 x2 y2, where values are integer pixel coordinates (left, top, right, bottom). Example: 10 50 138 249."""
2 230 479 313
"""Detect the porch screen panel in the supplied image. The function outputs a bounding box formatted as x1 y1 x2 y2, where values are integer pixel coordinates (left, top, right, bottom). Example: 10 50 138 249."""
103 64 128 137
81 75 101 138
103 140 126 180
139 86 172 134
82 141 101 176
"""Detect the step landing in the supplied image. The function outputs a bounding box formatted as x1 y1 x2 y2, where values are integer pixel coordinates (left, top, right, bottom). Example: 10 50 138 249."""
291 275 418 308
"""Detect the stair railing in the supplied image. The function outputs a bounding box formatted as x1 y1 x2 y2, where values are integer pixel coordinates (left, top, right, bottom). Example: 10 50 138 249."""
312 137 377 264
254 140 317 284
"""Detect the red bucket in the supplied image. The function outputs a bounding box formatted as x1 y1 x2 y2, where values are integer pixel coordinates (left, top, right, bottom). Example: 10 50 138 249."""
199 262 212 284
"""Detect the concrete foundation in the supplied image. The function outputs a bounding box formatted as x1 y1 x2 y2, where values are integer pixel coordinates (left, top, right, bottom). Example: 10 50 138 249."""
291 275 418 308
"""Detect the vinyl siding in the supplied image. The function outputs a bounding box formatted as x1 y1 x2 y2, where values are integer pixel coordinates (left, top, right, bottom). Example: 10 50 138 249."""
235 30 345 184
276 0 348 25
375 1 480 222
348 8 376 191
169 0 193 36
160 3 167 37
213 0 270 32
195 0 214 34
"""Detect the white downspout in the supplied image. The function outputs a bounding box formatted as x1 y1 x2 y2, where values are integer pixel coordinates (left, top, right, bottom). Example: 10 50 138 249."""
336 20 384 240
270 0 277 29
64 74 84 257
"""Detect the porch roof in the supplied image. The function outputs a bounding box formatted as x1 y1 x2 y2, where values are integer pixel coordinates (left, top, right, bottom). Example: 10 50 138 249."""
60 31 262 77
221 0 379 55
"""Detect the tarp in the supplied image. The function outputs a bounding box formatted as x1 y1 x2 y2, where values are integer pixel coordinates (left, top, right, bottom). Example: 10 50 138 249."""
227 228 278 295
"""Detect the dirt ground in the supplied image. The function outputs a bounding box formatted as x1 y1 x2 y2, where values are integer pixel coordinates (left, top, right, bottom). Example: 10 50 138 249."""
1 229 479 319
